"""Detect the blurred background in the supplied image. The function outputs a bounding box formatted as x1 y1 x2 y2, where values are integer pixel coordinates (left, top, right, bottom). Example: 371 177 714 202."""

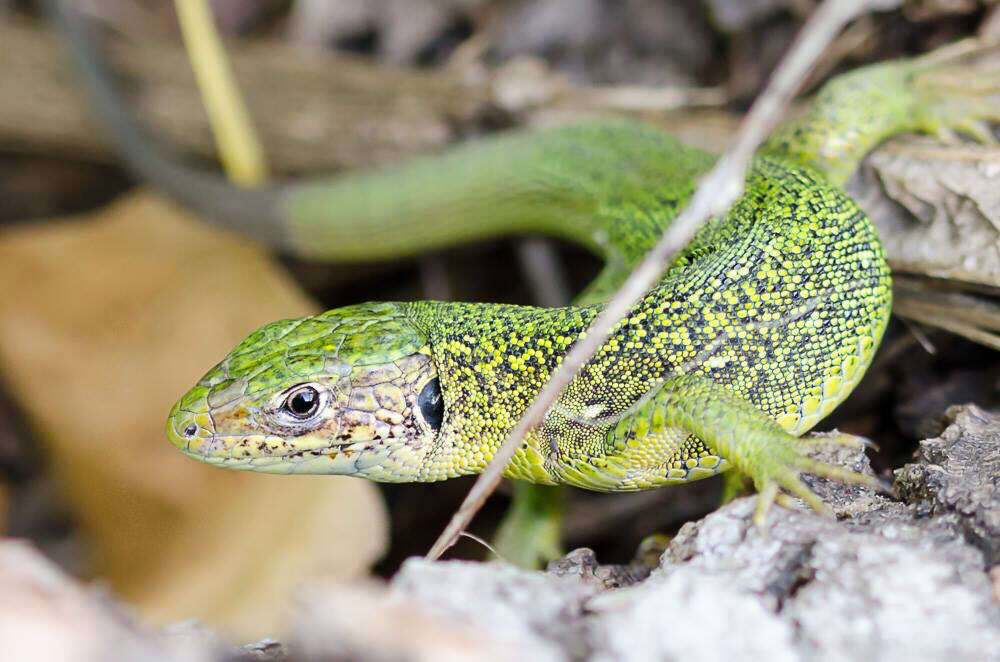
1 0 998 642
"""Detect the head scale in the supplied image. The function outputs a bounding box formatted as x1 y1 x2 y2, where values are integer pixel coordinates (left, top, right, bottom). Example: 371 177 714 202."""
166 302 443 480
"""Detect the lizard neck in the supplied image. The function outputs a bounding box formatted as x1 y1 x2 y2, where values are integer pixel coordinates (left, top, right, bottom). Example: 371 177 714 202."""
404 300 594 480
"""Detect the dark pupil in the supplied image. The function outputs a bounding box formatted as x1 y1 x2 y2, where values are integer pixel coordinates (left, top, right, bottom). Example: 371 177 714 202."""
417 378 444 431
287 387 319 418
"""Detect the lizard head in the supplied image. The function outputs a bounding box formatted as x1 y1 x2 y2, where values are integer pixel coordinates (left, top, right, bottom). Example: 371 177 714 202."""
166 302 444 481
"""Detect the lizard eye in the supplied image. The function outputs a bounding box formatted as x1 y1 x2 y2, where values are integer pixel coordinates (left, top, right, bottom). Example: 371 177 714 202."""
417 378 444 431
284 385 321 419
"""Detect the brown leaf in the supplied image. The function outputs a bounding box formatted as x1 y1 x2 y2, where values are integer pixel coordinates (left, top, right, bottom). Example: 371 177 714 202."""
0 191 387 640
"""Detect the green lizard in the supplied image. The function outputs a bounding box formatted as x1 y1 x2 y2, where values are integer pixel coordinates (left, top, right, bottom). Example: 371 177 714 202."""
53 1 998 566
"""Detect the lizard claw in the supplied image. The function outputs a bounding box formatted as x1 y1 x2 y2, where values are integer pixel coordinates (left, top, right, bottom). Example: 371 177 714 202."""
801 430 879 452
744 429 886 527
955 119 999 145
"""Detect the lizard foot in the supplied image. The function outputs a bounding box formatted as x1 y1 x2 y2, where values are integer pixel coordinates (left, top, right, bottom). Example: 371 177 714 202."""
911 38 1000 144
645 375 889 526
742 428 887 525
492 483 565 569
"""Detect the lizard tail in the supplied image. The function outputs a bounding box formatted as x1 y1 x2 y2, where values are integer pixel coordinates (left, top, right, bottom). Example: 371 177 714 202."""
47 0 293 250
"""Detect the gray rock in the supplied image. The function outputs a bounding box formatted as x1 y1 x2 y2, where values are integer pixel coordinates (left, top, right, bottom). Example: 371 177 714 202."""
4 405 998 661
376 409 1000 661
586 559 802 662
546 546 657 590
646 499 1000 662
0 540 240 662
895 404 1000 564
391 557 598 660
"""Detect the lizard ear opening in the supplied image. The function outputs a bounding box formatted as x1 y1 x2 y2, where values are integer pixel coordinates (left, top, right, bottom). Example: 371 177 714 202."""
417 377 444 431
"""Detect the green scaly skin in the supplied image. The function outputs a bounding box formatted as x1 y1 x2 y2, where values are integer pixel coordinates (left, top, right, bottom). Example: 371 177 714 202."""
146 49 993 562
167 151 889 484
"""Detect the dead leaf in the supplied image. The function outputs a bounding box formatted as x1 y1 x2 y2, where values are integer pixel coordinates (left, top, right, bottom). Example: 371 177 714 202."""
0 190 388 640
853 137 1000 286
850 136 1000 348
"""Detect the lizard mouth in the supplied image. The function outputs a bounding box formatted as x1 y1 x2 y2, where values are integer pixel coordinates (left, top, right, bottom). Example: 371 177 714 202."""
165 375 422 478
173 430 377 474
167 403 384 475
167 394 349 462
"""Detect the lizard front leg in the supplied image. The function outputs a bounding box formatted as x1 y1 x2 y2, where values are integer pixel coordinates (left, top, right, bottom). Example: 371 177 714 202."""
545 374 883 523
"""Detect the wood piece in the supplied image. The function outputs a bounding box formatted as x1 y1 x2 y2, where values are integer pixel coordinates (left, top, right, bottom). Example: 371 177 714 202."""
1 19 741 176
0 18 494 174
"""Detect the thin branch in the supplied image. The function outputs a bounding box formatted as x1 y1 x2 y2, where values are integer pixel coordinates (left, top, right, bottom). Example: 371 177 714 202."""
174 0 268 185
426 0 901 562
